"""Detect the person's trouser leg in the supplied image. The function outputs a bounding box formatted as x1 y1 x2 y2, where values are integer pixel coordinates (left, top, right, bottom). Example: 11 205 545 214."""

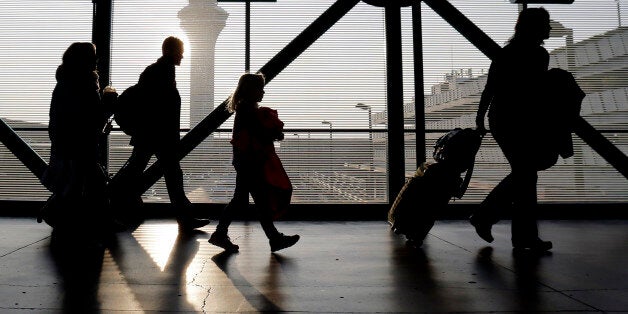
492 127 539 246
474 173 515 225
215 170 250 235
250 183 281 239
510 168 539 246
156 149 190 208
120 146 152 197
215 166 281 239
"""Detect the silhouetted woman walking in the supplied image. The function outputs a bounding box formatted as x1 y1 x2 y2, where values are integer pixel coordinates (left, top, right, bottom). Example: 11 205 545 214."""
43 42 114 231
471 8 553 252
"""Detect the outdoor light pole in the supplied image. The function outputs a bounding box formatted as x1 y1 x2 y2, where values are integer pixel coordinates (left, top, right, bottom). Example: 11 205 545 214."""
355 103 373 141
321 120 333 141
357 102 376 199
321 120 333 167
617 0 622 27
293 133 300 154
356 103 373 171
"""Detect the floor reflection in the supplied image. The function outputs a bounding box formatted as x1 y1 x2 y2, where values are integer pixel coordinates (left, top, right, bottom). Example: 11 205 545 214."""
512 248 553 312
389 232 453 312
264 253 294 307
22 220 627 312
473 246 553 312
109 226 208 312
49 228 106 313
211 250 285 312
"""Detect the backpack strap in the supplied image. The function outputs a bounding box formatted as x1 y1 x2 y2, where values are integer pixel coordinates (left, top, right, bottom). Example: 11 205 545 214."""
454 132 484 199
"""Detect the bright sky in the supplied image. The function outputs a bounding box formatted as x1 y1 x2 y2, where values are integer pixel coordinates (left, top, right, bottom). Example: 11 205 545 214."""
0 0 625 128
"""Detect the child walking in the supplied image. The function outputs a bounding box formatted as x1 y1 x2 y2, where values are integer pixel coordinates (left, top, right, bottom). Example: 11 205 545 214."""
209 73 299 252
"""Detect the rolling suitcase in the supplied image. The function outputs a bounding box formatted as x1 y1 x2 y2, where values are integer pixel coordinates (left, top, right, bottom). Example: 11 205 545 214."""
388 127 483 247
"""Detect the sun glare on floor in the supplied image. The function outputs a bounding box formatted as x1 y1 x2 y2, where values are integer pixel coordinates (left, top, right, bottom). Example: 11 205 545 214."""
132 223 180 271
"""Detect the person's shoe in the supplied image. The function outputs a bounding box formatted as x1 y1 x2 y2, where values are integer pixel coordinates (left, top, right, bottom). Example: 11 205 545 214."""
177 217 210 231
103 218 130 233
406 238 423 249
208 232 239 252
269 233 300 252
513 239 553 252
469 215 494 243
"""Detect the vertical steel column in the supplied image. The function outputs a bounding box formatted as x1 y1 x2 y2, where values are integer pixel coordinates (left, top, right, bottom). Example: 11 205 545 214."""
245 0 251 72
92 0 112 91
412 1 426 166
92 0 113 171
385 5 405 204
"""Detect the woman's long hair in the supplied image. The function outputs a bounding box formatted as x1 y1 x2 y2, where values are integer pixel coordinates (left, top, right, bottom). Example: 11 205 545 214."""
510 7 550 45
227 73 265 113
55 42 99 91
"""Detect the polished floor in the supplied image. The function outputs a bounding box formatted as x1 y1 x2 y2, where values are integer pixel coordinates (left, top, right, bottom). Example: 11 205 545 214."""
0 217 627 313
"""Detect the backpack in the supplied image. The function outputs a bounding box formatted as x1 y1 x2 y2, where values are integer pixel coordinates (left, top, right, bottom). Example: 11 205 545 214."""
113 84 144 136
433 127 483 198
433 127 482 173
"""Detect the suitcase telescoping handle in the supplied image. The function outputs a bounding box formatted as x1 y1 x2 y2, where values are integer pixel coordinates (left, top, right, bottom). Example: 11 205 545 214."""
454 130 484 199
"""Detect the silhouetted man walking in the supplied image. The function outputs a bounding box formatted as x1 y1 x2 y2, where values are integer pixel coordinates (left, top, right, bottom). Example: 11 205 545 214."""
120 36 208 231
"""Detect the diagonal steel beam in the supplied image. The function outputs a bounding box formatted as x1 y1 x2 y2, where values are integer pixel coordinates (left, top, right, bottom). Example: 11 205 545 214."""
423 0 627 180
573 118 628 179
134 0 361 192
0 119 48 179
422 0 501 59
